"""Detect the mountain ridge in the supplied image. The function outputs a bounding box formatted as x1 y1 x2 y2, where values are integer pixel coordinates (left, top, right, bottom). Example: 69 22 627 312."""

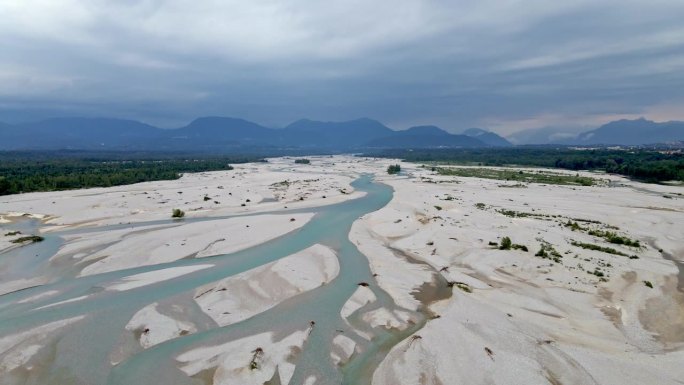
1 116 682 150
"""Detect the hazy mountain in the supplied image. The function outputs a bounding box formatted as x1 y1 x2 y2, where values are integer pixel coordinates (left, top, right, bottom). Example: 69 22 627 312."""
0 118 161 149
462 128 512 146
5 115 679 151
283 118 394 147
506 126 586 145
170 117 277 148
367 125 485 148
575 118 684 145
398 125 451 136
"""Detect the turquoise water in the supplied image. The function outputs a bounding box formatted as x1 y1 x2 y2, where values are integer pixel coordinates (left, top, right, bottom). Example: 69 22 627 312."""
0 175 423 385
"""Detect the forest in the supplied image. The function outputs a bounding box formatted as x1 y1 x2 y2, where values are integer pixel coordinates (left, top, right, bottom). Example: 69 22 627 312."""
367 148 684 183
0 151 264 195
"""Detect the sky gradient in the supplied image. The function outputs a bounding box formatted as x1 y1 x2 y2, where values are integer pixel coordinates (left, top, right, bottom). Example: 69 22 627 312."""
1 0 683 134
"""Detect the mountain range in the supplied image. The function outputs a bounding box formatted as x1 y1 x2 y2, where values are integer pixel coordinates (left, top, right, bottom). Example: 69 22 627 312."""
506 118 684 145
0 116 681 151
0 117 511 151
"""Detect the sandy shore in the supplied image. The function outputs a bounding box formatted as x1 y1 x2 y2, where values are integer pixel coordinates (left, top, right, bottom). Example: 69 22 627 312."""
194 244 339 327
353 162 684 385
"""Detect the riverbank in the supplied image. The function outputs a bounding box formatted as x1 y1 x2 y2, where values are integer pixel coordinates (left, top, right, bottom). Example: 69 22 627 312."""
356 161 684 385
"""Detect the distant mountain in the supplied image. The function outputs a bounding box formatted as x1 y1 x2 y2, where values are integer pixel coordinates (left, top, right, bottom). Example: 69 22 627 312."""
575 118 684 145
367 125 485 148
0 118 161 150
398 125 451 136
506 126 587 145
171 117 275 147
283 118 394 147
462 128 512 147
3 115 682 151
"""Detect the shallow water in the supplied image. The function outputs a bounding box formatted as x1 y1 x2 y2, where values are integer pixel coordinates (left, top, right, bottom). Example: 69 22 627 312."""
0 175 421 385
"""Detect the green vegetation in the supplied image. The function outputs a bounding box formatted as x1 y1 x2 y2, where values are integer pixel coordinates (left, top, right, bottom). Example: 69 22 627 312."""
171 208 185 218
0 152 264 195
475 202 486 210
565 220 640 247
512 244 528 252
499 237 512 250
570 241 629 257
535 243 563 263
294 158 310 164
447 281 472 293
249 347 263 370
10 235 44 244
434 166 595 186
587 229 640 247
643 280 653 289
565 220 586 232
366 148 684 183
496 208 551 219
4 231 21 236
387 164 401 174
588 269 605 278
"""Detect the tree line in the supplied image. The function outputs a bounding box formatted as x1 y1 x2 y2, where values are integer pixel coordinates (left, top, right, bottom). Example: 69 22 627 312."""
366 148 684 183
0 151 266 195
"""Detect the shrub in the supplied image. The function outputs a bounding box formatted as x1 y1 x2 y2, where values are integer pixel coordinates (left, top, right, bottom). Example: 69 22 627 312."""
172 208 185 218
295 159 310 164
535 242 562 263
499 237 512 250
10 235 44 244
387 164 401 174
512 244 528 252
570 241 628 256
643 280 653 288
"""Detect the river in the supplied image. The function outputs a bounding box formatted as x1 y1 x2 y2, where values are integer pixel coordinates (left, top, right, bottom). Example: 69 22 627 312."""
0 175 426 385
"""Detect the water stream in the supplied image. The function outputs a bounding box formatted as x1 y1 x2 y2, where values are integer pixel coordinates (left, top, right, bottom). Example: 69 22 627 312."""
0 175 425 385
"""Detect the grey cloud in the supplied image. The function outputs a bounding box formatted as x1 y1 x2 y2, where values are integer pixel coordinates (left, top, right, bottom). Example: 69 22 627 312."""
0 0 683 133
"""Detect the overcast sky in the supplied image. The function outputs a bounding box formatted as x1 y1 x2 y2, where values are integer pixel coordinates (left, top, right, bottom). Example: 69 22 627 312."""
1 0 683 134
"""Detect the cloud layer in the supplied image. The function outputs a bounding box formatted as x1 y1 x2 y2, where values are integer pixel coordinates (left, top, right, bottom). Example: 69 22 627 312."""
1 0 683 133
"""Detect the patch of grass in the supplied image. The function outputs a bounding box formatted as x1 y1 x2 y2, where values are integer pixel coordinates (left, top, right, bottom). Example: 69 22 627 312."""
4 231 21 236
435 167 596 186
570 241 628 257
447 281 472 293
10 235 44 244
434 205 443 211
270 180 291 187
475 202 486 210
171 208 185 218
512 244 528 252
587 229 641 247
294 158 310 164
496 209 551 219
535 242 563 263
564 220 586 232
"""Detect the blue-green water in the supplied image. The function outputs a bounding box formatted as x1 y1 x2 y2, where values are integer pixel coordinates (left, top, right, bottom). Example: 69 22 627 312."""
0 175 427 385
